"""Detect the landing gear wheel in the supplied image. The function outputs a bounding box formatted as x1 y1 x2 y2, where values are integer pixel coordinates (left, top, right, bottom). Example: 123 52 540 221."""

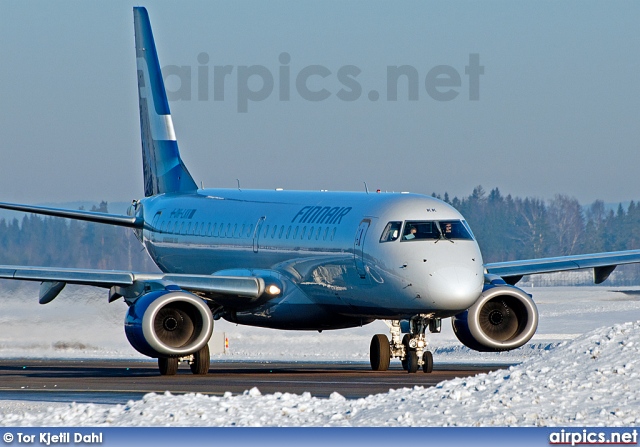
422 350 433 373
370 334 391 371
401 334 411 371
190 344 210 375
406 350 419 374
158 357 178 376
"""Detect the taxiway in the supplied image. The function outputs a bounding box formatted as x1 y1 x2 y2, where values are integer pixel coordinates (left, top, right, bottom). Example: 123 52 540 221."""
0 359 502 404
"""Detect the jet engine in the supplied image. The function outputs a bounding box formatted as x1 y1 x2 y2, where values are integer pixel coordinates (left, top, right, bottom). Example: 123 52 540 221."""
124 289 214 358
451 277 538 352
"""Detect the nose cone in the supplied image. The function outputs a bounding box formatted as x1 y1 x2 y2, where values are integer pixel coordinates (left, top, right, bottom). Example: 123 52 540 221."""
428 265 483 311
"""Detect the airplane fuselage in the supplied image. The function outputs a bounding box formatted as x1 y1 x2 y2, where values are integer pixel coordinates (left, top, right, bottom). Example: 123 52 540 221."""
137 189 485 330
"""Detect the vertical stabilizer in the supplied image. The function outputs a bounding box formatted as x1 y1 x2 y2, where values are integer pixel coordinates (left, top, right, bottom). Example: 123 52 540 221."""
133 7 197 197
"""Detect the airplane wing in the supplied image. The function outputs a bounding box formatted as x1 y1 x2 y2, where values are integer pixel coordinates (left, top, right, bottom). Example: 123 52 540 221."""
0 265 267 307
484 249 640 285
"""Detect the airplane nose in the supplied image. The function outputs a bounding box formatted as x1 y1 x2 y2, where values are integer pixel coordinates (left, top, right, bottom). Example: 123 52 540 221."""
427 266 483 311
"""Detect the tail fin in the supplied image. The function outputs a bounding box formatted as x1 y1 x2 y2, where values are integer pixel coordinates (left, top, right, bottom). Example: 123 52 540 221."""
133 7 197 197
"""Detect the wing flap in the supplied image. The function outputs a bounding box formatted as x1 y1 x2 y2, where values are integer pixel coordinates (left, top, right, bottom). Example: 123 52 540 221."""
0 266 135 287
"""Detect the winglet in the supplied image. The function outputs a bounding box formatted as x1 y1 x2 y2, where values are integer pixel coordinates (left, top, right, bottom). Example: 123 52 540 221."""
133 7 197 197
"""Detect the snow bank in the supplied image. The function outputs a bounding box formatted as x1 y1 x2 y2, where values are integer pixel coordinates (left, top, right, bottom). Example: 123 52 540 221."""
2 321 640 427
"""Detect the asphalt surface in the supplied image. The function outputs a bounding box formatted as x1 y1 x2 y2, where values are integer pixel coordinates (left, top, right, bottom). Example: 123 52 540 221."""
0 359 505 404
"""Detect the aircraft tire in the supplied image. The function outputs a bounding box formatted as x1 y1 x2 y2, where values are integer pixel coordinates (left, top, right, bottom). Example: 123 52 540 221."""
422 350 434 373
406 350 419 373
190 344 210 375
401 334 411 371
158 357 179 375
369 334 391 371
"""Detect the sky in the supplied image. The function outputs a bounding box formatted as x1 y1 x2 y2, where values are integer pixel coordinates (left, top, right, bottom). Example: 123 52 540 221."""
0 1 638 205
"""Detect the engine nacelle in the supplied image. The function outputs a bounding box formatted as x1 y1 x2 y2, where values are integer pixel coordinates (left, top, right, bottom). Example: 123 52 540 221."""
124 290 214 358
452 278 538 352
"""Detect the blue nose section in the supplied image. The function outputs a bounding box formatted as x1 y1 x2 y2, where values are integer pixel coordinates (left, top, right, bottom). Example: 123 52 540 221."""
427 265 483 311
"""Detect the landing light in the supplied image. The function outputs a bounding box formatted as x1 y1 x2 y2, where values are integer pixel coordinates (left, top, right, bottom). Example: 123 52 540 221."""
266 284 281 295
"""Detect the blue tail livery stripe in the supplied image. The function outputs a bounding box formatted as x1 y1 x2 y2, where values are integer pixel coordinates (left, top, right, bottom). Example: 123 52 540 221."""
133 7 197 197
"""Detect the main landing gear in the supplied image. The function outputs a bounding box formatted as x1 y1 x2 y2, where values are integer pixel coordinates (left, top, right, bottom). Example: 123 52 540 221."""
157 344 210 376
369 316 440 373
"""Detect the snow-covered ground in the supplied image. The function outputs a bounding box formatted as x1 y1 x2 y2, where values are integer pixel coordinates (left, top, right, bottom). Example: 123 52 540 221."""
1 283 640 426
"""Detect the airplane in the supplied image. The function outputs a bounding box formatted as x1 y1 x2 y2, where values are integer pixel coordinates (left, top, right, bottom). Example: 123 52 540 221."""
2 6 640 375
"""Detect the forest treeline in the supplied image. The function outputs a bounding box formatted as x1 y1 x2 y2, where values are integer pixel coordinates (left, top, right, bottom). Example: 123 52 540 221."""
2 191 640 285
433 186 640 285
434 186 640 262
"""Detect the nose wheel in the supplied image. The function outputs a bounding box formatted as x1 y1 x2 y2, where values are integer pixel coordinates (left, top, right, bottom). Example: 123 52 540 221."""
369 334 391 371
369 316 439 373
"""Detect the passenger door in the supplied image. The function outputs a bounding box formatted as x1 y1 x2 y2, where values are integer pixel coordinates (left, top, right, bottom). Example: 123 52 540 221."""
253 216 266 253
354 219 371 278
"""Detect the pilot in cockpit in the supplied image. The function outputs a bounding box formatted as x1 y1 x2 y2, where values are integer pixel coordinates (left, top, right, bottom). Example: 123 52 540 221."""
404 225 417 240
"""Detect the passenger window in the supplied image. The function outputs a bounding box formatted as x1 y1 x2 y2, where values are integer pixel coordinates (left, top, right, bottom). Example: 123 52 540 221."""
241 224 245 237
247 224 253 237
263 225 269 238
330 227 336 241
323 227 329 240
233 223 238 238
301 226 306 239
380 221 402 242
315 227 321 240
286 226 291 239
213 223 219 237
206 223 211 236
271 225 277 238
225 223 231 238
308 226 314 240
293 226 299 239
279 226 284 239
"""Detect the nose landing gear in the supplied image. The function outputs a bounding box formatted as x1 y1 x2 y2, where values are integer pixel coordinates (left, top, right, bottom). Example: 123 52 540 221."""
369 316 439 373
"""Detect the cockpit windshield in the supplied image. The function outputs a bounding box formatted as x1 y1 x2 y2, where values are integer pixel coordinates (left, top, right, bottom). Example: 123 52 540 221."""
379 220 475 242
437 220 475 240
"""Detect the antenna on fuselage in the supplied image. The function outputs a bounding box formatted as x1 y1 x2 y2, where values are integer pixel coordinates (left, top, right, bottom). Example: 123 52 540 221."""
237 179 242 191
364 182 369 194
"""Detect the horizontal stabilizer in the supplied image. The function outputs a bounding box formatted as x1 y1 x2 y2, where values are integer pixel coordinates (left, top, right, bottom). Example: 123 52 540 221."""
0 202 143 229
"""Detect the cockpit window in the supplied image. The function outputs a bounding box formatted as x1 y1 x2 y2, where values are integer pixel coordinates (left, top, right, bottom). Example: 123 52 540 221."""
379 221 402 242
402 221 440 240
401 220 474 241
439 220 474 240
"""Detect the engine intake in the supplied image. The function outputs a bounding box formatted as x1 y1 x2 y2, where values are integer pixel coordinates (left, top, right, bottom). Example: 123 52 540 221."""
452 277 538 352
124 290 213 358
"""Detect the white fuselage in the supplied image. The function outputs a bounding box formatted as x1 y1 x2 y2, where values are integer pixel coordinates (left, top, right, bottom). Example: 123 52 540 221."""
136 189 485 330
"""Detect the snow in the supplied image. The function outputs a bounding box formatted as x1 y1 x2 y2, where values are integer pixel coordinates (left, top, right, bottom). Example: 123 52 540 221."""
1 284 640 426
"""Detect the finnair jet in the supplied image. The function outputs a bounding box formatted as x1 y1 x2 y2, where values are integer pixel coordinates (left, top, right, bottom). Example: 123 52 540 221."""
2 7 640 375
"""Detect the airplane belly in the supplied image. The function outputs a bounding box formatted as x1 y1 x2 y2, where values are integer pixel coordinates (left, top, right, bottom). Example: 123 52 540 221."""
227 285 372 330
